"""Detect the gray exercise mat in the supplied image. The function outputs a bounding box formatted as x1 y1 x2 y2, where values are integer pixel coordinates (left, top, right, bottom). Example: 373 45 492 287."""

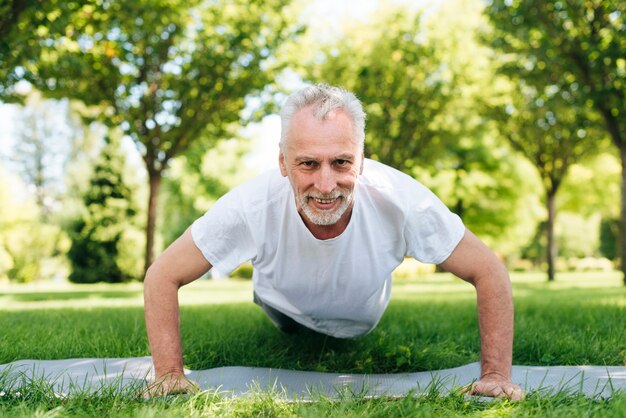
1 357 625 399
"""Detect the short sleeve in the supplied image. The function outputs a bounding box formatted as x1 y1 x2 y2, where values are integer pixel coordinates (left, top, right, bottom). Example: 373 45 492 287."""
191 190 256 275
403 188 465 265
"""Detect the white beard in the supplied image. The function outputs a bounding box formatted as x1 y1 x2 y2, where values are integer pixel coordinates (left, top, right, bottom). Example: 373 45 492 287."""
298 189 354 226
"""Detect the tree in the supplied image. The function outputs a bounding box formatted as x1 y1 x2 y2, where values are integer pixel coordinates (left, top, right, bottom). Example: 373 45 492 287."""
0 0 98 102
415 134 543 261
67 136 137 283
488 79 600 280
559 153 621 262
160 137 255 248
486 0 626 283
10 0 299 272
303 8 453 172
600 217 619 261
300 0 539 257
0 163 68 282
0 0 32 100
0 0 29 39
8 90 77 218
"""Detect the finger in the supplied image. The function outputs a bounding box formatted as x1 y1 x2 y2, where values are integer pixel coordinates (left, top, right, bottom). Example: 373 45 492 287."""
497 384 524 400
181 379 200 395
141 382 164 399
504 385 525 401
472 382 525 400
142 377 192 399
468 381 505 398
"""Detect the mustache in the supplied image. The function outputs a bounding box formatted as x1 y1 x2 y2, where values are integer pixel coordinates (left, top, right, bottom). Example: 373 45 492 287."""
304 190 346 199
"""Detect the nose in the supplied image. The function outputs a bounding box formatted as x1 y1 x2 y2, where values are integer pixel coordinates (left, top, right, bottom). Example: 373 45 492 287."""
315 164 336 195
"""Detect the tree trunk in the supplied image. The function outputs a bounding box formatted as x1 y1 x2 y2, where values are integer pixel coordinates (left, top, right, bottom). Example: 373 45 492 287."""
612 144 626 286
144 172 162 276
594 104 624 285
546 189 557 282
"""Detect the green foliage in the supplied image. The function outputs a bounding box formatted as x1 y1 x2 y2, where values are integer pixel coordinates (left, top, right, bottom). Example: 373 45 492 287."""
159 138 255 247
230 263 253 280
2 0 621 279
558 153 620 218
67 137 137 283
485 0 626 283
488 78 601 196
299 0 540 257
556 212 600 258
485 0 625 144
8 89 79 218
520 221 546 266
3 0 301 270
115 228 146 280
3 222 67 283
415 139 543 259
0 165 69 283
27 0 297 168
0 0 97 101
303 8 452 171
483 0 619 280
600 217 620 261
521 214 605 267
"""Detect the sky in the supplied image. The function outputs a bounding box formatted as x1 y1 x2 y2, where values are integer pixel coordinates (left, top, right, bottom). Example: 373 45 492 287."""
0 105 18 158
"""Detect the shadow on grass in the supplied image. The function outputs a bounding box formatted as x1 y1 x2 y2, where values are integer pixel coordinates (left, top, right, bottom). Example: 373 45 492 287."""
180 300 482 374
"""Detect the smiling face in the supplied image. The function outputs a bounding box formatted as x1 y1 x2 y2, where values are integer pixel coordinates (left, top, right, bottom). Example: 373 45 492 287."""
279 106 364 239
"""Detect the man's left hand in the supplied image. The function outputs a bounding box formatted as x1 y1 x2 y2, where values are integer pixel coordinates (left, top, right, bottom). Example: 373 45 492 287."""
466 377 525 400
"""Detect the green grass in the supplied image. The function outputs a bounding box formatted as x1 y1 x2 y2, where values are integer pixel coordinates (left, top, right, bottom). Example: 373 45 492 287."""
1 272 625 417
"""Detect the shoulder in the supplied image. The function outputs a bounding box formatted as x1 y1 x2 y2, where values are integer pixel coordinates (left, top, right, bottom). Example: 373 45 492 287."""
358 159 458 222
359 159 432 201
192 168 289 244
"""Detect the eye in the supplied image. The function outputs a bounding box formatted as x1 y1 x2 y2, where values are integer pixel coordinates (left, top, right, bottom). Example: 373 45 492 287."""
301 160 317 168
334 159 350 167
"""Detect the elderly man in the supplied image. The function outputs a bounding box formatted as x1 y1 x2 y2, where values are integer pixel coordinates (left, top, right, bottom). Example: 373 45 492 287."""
143 84 523 400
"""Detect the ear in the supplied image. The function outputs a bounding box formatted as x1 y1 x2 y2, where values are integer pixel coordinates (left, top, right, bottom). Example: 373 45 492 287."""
279 149 288 177
359 153 365 175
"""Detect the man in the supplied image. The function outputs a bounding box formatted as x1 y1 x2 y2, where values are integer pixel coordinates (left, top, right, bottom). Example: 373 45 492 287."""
143 84 523 400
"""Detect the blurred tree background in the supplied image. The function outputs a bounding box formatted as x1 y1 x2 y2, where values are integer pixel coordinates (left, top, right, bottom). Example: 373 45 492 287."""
0 0 623 284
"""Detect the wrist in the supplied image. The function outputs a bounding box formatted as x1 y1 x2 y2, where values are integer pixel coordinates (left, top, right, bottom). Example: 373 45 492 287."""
156 367 185 379
480 370 511 381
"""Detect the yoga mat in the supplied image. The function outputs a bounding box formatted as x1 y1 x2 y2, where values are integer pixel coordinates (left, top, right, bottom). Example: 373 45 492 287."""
1 357 625 399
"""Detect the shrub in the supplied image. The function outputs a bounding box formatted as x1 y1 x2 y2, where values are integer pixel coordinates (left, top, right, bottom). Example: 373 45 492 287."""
599 217 619 260
230 263 254 279
567 257 615 272
392 258 436 280
67 137 137 283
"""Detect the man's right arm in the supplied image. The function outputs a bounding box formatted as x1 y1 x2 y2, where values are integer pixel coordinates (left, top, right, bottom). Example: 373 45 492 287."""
143 227 212 397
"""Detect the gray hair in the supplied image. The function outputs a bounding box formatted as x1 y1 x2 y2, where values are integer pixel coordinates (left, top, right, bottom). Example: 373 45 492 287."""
279 83 366 152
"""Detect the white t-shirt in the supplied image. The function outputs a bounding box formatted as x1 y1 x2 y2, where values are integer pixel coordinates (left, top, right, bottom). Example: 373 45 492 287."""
191 159 465 338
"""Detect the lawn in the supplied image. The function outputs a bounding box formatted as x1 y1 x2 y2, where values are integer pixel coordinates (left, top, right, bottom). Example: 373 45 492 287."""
1 272 625 417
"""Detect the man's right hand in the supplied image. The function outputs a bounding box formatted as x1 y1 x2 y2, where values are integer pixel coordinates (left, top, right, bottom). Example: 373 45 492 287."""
143 228 212 399
142 372 199 398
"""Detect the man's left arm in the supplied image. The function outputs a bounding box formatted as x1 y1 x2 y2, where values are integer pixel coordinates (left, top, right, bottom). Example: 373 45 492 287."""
439 228 524 400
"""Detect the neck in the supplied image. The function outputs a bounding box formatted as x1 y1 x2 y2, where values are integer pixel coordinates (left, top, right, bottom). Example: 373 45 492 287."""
301 208 353 240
